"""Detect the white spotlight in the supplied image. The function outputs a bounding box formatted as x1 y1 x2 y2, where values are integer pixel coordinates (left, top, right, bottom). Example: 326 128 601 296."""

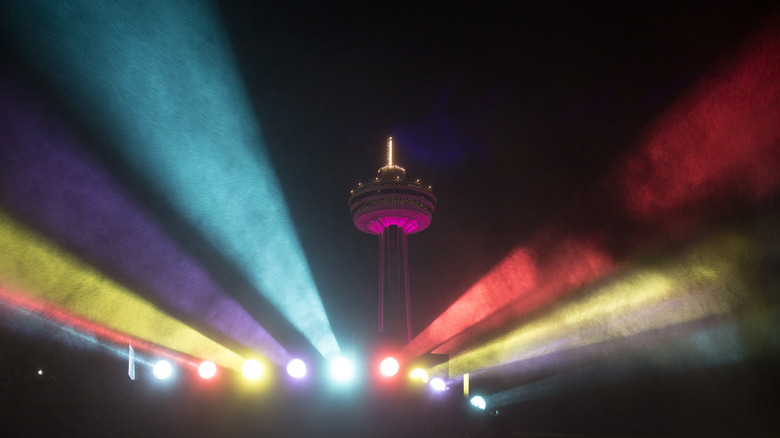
153 360 172 380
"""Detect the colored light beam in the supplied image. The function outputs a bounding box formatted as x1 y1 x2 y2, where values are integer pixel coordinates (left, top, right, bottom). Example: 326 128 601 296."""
622 18 780 226
0 66 289 365
404 14 780 360
0 295 155 368
486 308 780 408
0 287 201 369
0 209 244 370
402 236 614 359
0 0 339 358
436 231 763 378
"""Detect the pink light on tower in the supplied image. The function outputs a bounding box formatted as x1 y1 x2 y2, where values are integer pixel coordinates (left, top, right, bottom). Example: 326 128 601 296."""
349 137 436 343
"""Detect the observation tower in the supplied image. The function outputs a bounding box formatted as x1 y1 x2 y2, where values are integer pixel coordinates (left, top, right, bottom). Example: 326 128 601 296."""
349 138 436 344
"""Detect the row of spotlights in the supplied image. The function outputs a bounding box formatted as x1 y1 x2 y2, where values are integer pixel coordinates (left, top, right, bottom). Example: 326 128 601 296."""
153 359 483 411
152 357 446 394
151 358 308 381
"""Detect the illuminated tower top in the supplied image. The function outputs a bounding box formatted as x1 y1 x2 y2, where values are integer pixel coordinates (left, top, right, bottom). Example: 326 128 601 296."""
349 137 436 343
349 137 436 235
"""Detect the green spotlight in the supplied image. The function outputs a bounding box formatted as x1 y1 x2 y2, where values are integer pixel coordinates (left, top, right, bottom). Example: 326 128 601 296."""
470 395 487 410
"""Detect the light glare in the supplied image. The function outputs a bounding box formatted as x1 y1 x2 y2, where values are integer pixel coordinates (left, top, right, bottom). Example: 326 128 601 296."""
153 360 172 380
287 358 306 378
409 368 428 383
242 359 263 380
430 377 446 391
471 395 487 410
379 356 399 377
198 361 217 379
330 357 353 382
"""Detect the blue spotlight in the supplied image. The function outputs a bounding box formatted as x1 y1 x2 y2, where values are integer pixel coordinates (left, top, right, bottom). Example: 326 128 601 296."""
470 395 487 410
153 360 172 380
330 357 353 383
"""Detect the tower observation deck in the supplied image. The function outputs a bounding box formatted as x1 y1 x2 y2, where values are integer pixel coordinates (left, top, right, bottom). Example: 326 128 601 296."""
349 138 436 343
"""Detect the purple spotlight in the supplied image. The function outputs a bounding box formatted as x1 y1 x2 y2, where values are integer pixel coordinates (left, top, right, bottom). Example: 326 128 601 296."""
430 377 446 392
286 358 306 379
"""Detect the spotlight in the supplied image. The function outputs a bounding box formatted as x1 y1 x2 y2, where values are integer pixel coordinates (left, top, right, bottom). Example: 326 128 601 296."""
470 395 487 410
153 360 172 380
409 368 428 383
242 359 263 380
379 356 399 377
430 377 446 391
198 361 217 379
287 358 306 379
330 357 353 382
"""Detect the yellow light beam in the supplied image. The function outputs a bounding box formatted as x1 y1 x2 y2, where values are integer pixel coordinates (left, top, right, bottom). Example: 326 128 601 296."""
0 209 245 370
439 232 759 378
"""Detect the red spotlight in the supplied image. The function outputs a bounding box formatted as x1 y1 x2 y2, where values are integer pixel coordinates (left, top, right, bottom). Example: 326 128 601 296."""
198 361 217 379
379 356 399 377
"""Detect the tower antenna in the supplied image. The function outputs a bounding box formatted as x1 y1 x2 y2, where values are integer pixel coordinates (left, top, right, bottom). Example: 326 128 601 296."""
387 137 393 167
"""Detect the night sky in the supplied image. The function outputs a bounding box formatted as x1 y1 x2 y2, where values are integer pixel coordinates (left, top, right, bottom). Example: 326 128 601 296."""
1 1 780 436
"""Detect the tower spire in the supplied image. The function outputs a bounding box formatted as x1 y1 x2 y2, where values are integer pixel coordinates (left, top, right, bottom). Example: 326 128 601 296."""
387 137 393 167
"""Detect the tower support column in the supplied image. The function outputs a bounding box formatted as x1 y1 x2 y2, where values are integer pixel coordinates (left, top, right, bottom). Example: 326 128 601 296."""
378 225 411 342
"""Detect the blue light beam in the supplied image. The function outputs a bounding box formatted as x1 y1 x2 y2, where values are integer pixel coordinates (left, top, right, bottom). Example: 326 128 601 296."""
0 0 340 359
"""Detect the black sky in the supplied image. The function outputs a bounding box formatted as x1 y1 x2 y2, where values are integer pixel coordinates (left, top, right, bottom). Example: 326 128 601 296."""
217 1 778 340
2 1 779 435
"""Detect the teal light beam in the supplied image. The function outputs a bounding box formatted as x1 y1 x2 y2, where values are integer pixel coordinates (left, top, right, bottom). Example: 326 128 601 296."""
487 309 780 408
0 1 340 358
